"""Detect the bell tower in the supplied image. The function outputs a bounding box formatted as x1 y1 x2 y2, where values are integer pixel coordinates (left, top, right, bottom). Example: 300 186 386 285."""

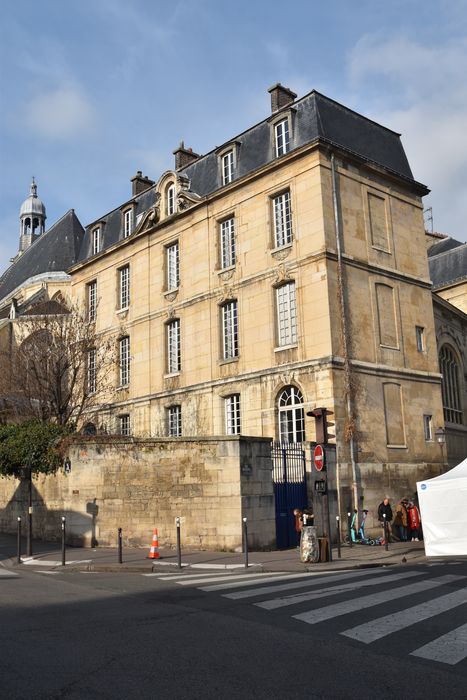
19 177 46 253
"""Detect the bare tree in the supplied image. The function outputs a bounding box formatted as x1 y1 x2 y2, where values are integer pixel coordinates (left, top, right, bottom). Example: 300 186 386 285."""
0 298 119 427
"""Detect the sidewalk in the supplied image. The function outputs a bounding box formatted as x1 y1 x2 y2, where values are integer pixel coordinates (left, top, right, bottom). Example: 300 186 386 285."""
0 532 428 574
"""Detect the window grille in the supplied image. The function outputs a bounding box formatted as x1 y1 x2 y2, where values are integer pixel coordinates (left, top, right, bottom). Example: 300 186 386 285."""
222 150 234 185
119 414 130 436
88 280 97 322
92 227 101 255
168 405 182 436
167 319 181 373
222 301 238 359
167 184 176 215
220 218 236 268
88 348 96 394
276 282 297 346
119 336 130 386
439 345 463 424
278 386 305 443
273 191 292 247
119 266 130 309
167 242 180 290
225 394 241 434
275 119 290 157
123 209 133 238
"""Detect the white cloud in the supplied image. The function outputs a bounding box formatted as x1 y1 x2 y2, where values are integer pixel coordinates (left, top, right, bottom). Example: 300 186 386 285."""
24 86 96 139
347 34 467 239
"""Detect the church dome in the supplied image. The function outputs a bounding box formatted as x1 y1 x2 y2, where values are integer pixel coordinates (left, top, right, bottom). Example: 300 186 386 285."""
20 178 46 219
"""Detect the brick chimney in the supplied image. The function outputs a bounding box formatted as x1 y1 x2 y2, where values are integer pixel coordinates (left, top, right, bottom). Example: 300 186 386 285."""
131 171 155 197
173 141 200 170
268 83 297 113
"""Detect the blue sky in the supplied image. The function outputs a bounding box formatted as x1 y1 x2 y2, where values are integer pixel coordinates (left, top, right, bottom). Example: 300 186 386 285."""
1 0 466 272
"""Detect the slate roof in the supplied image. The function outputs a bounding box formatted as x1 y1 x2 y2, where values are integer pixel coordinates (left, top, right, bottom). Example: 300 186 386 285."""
0 210 85 304
76 89 427 265
428 237 467 289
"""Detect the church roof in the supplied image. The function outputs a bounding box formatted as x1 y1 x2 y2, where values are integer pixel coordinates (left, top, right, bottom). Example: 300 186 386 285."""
76 88 427 265
0 209 85 304
428 237 467 289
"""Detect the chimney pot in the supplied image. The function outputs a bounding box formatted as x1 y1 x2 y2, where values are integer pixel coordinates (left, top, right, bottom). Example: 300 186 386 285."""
131 171 155 196
268 83 297 113
173 143 201 170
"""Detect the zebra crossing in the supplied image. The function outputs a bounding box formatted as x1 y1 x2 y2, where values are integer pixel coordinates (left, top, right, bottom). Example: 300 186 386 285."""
144 567 467 666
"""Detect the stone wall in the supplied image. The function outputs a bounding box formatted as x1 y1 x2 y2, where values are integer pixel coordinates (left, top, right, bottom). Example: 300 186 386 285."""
0 436 276 551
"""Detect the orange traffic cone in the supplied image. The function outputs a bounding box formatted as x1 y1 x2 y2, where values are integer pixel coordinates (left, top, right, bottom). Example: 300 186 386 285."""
148 528 160 559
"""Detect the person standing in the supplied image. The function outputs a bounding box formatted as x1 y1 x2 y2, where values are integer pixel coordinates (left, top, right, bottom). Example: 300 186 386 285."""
407 502 421 541
393 500 408 541
378 497 393 542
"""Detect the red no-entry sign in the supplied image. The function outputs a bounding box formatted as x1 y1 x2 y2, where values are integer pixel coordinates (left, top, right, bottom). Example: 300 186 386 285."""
313 444 325 471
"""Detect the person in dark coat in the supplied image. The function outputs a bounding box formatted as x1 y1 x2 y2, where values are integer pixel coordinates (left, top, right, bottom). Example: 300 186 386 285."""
392 499 408 541
378 497 393 541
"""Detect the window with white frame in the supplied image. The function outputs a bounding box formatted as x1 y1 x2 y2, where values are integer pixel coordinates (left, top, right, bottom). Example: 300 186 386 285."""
166 183 176 216
119 336 130 386
225 394 241 435
423 414 433 441
220 217 236 269
92 227 101 255
167 405 182 437
123 209 133 238
222 150 234 185
439 345 463 424
87 348 97 394
166 242 180 290
119 265 130 309
275 118 290 157
273 191 292 247
167 319 181 374
276 282 297 346
222 300 238 359
278 386 305 443
119 414 130 436
88 280 97 322
416 326 425 352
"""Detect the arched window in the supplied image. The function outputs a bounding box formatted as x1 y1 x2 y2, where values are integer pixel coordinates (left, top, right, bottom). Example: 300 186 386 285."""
166 183 176 216
439 345 463 424
278 386 305 443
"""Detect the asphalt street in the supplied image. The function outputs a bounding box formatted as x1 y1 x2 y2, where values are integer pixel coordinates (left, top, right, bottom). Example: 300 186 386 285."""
1 560 466 699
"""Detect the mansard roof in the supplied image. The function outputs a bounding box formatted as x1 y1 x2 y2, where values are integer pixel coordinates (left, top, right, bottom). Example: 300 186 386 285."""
76 88 427 265
0 209 84 304
428 237 467 289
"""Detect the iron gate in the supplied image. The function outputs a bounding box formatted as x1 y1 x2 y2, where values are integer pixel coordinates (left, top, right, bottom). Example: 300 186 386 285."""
272 442 307 549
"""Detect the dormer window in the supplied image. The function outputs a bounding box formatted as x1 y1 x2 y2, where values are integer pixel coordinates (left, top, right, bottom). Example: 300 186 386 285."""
222 150 234 185
123 209 133 238
275 118 290 157
92 227 101 255
166 183 176 216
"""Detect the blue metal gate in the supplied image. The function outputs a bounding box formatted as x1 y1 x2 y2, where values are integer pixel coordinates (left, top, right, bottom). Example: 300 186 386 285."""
272 442 307 549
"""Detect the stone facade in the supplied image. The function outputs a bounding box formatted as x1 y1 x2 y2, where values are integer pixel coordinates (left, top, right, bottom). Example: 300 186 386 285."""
0 436 275 550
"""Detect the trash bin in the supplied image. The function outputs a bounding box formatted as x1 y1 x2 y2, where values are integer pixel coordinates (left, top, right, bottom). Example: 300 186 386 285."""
300 525 319 563
318 537 330 562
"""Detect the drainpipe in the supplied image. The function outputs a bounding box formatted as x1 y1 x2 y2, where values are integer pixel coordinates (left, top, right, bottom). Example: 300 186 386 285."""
330 152 359 514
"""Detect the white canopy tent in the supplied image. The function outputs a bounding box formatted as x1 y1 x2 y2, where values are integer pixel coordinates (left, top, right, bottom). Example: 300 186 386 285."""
417 458 467 557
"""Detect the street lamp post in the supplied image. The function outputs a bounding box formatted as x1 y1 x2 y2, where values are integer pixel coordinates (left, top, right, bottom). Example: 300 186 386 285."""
435 427 446 467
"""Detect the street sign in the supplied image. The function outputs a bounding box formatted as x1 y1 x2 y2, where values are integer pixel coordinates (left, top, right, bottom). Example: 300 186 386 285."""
313 444 325 471
314 479 327 493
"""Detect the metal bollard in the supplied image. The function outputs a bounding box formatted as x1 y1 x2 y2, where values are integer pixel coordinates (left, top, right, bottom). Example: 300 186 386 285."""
336 516 341 559
61 516 66 566
176 517 182 569
118 528 123 564
347 512 352 548
242 517 249 569
17 517 22 564
383 513 389 551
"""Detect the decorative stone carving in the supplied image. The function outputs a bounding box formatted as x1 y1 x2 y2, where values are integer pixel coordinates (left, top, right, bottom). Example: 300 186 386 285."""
274 263 292 285
165 306 176 319
271 246 291 261
219 286 235 303
164 291 179 303
218 268 235 282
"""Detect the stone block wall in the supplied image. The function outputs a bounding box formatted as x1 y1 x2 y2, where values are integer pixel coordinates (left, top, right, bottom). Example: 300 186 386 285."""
0 436 276 551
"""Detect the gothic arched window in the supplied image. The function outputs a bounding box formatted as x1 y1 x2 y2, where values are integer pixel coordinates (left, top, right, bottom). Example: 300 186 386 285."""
439 345 463 424
278 386 305 443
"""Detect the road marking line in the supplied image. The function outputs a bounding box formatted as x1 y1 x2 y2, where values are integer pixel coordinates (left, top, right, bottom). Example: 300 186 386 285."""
200 572 337 592
144 571 269 580
341 579 467 644
227 569 389 601
179 572 290 586
36 571 61 575
21 559 92 566
0 570 19 578
411 622 467 665
255 571 422 609
295 575 465 626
